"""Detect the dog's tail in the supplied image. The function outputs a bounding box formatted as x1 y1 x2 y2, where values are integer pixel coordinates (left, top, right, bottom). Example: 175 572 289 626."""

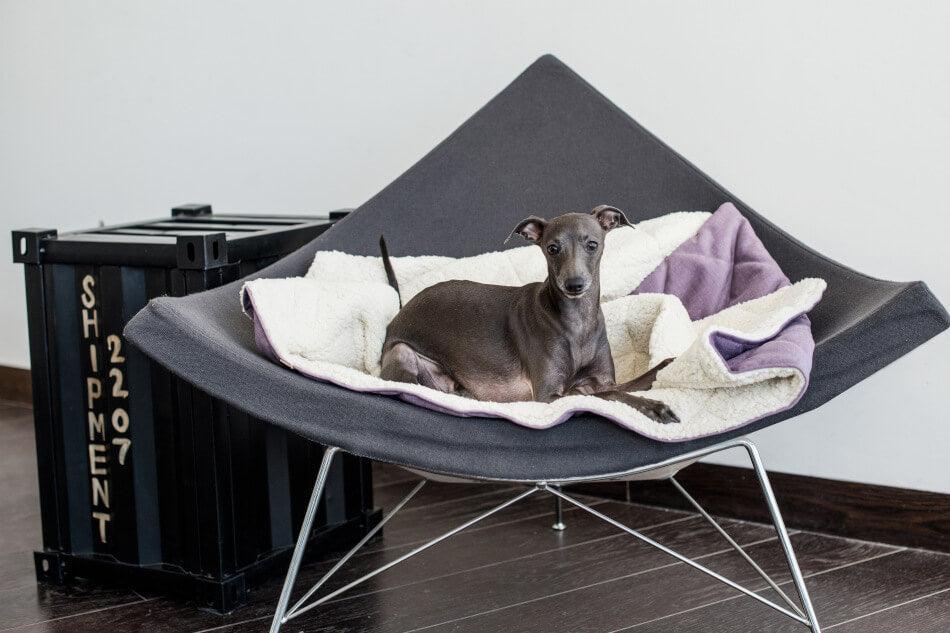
379 235 403 308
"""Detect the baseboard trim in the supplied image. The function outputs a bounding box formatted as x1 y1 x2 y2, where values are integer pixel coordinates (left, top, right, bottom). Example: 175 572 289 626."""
0 366 31 404
572 463 950 553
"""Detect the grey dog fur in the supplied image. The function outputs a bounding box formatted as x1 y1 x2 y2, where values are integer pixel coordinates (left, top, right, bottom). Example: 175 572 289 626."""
378 205 678 424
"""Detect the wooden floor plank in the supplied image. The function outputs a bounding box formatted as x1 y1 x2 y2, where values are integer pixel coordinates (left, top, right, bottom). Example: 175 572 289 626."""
0 402 32 414
415 532 896 633
0 550 37 593
8 502 688 632
370 478 515 516
204 515 783 632
0 491 41 559
370 487 603 551
829 588 950 632
0 406 42 558
0 578 145 631
622 547 950 632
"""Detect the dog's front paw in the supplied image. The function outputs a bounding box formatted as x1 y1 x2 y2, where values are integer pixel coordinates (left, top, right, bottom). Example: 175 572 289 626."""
641 399 680 424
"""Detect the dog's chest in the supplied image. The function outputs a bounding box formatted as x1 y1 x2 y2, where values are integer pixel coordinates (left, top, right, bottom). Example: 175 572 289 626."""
522 330 601 382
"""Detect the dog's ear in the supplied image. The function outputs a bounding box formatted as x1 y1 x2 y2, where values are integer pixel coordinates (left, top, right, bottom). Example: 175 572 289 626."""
591 205 631 232
505 216 548 244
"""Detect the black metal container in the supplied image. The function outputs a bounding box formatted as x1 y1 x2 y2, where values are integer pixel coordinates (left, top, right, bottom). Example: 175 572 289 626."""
12 204 378 613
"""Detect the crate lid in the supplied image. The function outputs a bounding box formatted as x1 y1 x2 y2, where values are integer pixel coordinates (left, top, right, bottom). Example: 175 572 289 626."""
13 204 350 269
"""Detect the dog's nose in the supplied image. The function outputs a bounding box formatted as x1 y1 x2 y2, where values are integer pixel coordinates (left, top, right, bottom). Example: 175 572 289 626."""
564 277 586 294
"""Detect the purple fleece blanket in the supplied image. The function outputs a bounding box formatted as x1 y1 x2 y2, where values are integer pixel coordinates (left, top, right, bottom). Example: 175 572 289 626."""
635 202 815 387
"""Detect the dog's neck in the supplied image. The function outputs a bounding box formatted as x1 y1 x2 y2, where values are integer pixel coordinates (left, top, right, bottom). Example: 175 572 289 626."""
538 276 602 333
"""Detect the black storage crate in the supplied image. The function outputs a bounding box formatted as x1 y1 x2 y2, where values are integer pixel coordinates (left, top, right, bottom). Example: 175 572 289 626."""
13 204 378 612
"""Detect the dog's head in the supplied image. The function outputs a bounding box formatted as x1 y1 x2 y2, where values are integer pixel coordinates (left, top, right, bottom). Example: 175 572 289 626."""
506 205 631 299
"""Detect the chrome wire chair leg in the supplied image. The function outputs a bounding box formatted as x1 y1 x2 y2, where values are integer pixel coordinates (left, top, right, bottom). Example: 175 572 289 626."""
269 458 540 632
669 477 806 619
551 485 566 531
286 485 538 623
287 479 428 617
740 440 822 632
269 446 340 633
544 485 812 627
268 437 820 631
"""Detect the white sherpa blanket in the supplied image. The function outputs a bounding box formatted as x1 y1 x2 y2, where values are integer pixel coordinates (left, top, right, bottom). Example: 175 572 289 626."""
241 209 825 442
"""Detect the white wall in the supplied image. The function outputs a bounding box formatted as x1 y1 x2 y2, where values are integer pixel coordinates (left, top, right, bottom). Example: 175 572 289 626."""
2 1 948 492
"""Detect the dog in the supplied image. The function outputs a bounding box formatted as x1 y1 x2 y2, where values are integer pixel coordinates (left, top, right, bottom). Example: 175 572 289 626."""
378 205 679 424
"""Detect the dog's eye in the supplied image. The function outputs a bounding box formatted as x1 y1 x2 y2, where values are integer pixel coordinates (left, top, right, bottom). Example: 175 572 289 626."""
586 241 598 252
546 244 561 255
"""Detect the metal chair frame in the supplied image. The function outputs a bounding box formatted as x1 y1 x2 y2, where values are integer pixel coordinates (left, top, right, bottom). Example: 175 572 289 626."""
268 437 822 632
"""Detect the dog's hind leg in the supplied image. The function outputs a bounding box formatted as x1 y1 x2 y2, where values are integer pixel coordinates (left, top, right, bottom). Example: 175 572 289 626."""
566 372 679 424
380 343 459 393
593 390 680 424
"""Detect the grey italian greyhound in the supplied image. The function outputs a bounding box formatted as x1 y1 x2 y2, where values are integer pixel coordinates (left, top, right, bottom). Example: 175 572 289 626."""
378 205 679 424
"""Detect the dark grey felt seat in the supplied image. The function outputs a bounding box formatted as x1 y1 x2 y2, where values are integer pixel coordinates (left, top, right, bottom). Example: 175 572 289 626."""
125 55 948 482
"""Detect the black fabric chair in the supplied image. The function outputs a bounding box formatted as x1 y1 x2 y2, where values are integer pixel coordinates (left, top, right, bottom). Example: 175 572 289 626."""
125 56 948 632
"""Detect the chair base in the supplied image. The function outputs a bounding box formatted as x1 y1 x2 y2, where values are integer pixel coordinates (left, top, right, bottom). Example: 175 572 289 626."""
268 438 823 632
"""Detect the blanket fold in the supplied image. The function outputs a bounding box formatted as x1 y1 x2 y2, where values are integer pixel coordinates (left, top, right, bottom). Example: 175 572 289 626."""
242 203 824 442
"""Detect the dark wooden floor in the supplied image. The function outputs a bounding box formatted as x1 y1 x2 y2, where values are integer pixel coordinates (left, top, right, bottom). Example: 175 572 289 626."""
2 401 949 632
